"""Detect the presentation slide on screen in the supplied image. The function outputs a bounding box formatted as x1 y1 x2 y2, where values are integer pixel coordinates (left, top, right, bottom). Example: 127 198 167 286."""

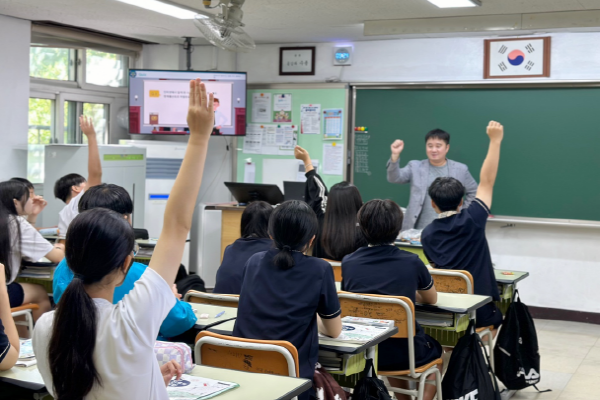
129 70 247 136
142 80 233 127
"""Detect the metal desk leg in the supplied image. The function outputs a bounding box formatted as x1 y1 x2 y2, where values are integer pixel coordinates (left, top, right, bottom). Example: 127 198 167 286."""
365 345 376 377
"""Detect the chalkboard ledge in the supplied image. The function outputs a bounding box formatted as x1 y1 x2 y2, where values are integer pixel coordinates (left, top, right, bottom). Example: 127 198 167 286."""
488 215 600 229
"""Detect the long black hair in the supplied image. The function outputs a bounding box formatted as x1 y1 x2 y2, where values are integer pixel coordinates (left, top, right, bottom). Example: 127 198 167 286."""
48 208 135 399
0 203 12 282
321 182 364 260
78 184 134 215
241 201 273 239
268 200 318 270
0 180 30 281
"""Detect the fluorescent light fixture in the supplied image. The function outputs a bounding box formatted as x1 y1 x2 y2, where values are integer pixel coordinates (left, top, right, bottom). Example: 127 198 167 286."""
115 0 206 19
427 0 481 8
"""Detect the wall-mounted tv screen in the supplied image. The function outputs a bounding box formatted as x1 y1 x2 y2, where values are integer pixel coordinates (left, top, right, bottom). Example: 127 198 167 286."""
128 69 247 136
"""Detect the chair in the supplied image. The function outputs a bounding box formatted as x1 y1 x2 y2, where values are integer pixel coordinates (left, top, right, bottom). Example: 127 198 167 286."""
195 331 300 377
184 291 240 308
338 292 443 400
133 228 149 240
11 303 39 336
322 258 342 282
429 269 495 367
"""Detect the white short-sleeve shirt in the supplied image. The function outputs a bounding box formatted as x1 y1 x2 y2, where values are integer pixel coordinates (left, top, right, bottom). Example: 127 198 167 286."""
8 216 54 284
32 268 176 400
57 190 85 239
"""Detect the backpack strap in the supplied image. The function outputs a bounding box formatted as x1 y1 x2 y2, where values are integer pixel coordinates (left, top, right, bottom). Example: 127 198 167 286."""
475 333 502 397
533 385 552 393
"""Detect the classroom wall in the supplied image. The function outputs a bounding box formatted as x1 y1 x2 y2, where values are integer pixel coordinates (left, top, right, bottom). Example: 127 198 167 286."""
236 32 600 83
0 15 31 181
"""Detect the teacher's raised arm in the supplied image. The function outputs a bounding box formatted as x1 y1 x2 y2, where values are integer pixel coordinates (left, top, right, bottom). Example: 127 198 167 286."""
385 129 478 231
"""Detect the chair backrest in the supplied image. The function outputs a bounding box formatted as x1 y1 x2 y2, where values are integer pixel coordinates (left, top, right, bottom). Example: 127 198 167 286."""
337 292 418 375
184 291 240 308
337 292 415 339
322 258 342 282
11 304 39 336
195 331 300 377
429 269 474 294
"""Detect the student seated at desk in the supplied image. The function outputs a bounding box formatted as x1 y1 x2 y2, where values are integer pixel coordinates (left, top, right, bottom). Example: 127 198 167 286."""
32 78 212 399
0 181 64 319
54 116 103 241
0 263 19 371
342 199 442 400
421 121 505 333
295 145 367 260
213 201 273 294
9 177 47 228
233 200 342 400
52 183 197 339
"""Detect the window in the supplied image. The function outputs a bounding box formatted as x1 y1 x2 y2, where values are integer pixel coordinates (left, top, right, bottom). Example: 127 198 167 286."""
82 102 110 143
28 98 54 183
86 50 128 87
29 47 76 81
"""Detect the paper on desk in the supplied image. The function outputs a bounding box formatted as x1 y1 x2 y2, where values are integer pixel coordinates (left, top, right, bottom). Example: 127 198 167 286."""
167 374 239 399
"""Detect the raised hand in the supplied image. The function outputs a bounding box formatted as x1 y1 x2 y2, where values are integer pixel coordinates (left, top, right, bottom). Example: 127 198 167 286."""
79 116 97 140
390 140 404 162
486 121 504 142
187 78 214 138
294 145 311 163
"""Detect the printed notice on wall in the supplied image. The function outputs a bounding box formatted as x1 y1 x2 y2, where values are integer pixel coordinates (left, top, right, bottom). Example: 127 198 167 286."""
243 124 264 154
323 108 343 139
244 162 256 183
251 93 272 123
323 142 344 176
300 104 321 134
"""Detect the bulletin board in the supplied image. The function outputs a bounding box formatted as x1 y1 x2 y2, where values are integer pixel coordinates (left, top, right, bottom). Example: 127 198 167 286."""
235 84 349 190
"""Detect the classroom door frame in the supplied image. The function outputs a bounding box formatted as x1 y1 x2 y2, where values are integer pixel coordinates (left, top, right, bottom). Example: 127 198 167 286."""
347 79 600 184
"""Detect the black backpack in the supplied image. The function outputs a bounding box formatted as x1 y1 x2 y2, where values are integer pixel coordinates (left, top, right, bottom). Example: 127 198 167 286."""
442 320 500 400
494 290 547 392
351 359 392 400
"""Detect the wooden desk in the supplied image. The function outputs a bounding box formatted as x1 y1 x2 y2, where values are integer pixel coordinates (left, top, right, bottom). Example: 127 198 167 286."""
0 365 312 400
205 204 245 261
191 303 238 330
188 365 312 400
416 292 491 314
0 365 45 391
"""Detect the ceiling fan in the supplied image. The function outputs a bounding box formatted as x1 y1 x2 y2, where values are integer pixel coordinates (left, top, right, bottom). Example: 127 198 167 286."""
194 0 255 52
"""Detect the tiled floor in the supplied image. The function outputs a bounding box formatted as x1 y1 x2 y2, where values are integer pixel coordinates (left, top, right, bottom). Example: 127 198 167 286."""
506 319 600 400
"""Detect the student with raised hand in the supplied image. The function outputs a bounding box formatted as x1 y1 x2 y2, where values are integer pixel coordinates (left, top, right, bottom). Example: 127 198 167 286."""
233 200 342 400
52 183 197 339
213 200 273 294
0 181 62 318
32 79 214 400
10 177 47 228
55 116 103 241
421 121 505 333
342 199 442 400
295 145 367 260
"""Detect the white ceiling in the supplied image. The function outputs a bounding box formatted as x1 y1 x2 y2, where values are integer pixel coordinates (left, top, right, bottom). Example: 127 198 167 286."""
2 0 600 45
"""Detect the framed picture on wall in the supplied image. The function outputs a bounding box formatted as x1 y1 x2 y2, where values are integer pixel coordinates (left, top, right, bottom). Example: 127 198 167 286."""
279 47 316 76
484 37 551 79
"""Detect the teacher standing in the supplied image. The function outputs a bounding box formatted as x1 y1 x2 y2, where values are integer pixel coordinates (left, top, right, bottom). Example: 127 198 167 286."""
387 129 478 231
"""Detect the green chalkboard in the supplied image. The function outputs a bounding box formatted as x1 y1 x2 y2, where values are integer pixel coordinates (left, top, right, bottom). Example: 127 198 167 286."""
237 87 348 190
353 87 600 221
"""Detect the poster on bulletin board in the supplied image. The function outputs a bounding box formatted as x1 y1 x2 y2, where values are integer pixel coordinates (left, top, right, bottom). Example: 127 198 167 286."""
300 104 321 134
273 94 293 122
323 108 343 139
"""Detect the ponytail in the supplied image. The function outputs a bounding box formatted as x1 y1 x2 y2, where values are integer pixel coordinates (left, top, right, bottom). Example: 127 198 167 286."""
0 180 28 282
47 208 135 400
268 200 318 270
273 244 295 270
49 278 100 399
